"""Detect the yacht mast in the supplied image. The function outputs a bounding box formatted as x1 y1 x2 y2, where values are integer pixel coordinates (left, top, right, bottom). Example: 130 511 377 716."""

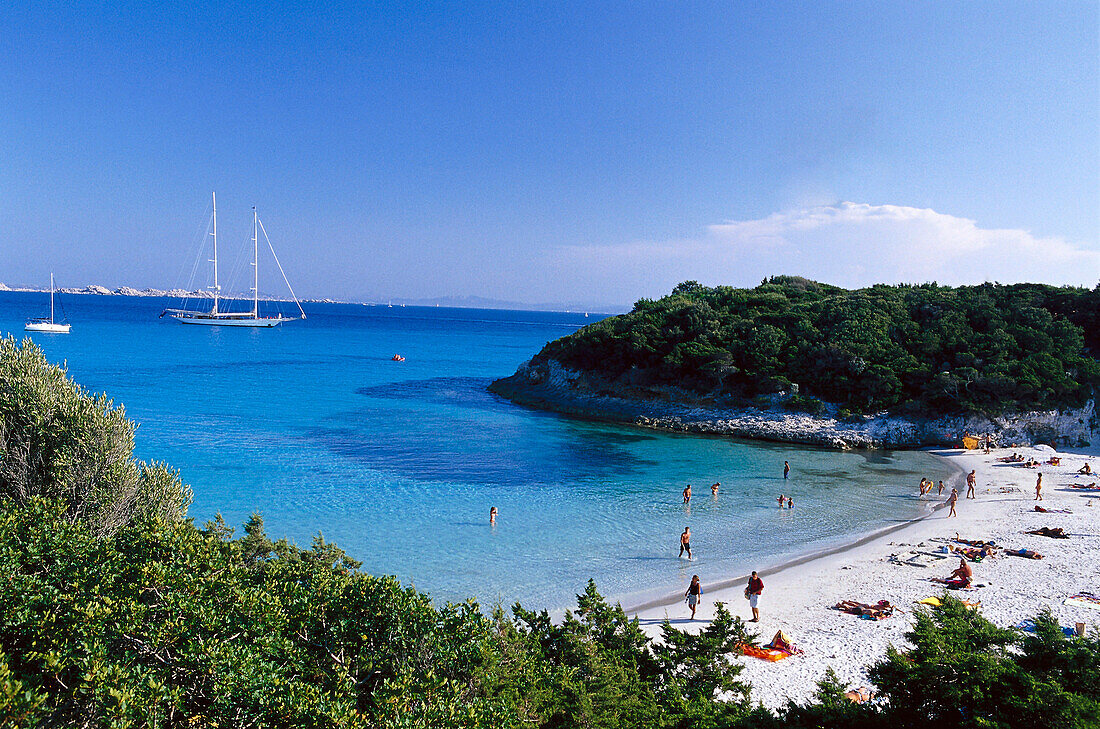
252 206 259 318
50 272 55 324
210 191 219 315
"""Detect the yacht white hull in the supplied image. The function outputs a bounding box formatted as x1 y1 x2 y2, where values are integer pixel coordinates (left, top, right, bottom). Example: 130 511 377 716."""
25 321 71 333
172 315 290 327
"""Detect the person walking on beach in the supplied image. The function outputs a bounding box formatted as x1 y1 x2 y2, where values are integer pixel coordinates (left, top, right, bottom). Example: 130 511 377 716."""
746 571 764 622
947 488 958 517
966 470 976 499
489 506 497 524
679 527 693 560
683 484 692 504
686 575 702 619
783 461 790 479
1035 473 1043 501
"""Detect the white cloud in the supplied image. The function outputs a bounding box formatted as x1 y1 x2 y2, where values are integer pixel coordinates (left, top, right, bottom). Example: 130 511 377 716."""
554 202 1100 302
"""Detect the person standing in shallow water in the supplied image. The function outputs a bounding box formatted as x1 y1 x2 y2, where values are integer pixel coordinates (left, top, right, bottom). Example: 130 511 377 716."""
685 575 702 619
711 482 720 497
683 484 692 504
679 527 693 560
489 506 497 524
746 571 764 622
783 461 790 479
947 488 958 517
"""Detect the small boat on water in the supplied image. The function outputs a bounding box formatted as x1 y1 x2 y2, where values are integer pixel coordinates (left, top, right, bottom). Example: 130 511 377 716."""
25 273 71 333
162 192 306 327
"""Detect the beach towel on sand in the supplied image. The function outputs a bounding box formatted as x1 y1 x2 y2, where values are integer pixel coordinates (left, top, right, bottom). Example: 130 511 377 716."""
1064 593 1100 611
1016 618 1078 637
742 645 792 662
918 597 980 610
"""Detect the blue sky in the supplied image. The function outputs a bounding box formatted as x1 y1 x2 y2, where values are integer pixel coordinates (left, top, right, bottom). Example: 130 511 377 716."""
1 2 1097 307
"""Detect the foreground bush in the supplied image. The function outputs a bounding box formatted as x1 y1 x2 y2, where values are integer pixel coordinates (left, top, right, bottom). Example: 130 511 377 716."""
0 337 190 534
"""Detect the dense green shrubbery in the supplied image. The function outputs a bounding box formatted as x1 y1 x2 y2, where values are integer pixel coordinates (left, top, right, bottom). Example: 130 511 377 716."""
0 337 191 535
538 278 1100 415
2 337 1099 727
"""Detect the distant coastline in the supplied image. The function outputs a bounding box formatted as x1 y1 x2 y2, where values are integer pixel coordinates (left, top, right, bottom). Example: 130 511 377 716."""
489 357 1098 450
0 283 622 314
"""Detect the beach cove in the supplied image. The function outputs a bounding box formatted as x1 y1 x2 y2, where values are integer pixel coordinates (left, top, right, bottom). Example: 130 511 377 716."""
628 444 1100 708
5 293 959 614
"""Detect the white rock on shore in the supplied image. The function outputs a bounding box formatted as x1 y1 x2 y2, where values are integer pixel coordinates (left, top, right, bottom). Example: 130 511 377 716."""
489 358 1097 450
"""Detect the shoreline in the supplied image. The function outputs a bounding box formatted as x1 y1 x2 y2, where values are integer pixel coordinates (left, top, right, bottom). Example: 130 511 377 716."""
625 444 1100 708
621 486 957 616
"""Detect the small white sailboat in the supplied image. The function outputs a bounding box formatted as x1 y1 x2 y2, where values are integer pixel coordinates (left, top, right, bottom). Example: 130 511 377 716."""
25 273 71 333
162 193 305 327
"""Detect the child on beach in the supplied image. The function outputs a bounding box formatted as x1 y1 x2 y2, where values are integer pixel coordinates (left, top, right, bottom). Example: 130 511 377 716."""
937 480 945 495
777 494 785 506
787 497 793 509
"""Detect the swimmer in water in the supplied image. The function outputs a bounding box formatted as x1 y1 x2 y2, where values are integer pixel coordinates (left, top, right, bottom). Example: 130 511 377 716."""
683 484 692 504
489 506 497 524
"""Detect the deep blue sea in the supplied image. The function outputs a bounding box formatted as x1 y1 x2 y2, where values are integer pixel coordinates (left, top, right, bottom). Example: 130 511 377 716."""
2 292 956 610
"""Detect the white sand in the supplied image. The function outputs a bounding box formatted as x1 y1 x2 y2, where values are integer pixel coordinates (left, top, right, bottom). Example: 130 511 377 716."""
627 445 1100 709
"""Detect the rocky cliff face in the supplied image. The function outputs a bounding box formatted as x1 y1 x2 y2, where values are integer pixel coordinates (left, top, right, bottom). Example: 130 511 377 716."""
488 358 1097 450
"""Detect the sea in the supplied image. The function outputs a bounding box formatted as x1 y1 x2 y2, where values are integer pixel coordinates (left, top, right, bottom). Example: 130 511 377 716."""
1 292 958 611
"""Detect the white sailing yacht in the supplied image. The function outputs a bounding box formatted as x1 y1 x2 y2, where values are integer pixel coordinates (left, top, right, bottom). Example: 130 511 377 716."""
25 273 71 333
163 193 306 327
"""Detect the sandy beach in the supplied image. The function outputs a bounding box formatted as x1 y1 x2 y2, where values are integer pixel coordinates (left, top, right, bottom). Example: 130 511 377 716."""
627 444 1100 709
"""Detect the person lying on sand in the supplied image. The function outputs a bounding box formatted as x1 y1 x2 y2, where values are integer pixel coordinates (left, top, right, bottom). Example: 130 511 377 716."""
833 600 894 619
1006 548 1043 559
954 534 998 548
844 687 875 704
1026 526 1068 539
1034 505 1072 514
951 545 995 561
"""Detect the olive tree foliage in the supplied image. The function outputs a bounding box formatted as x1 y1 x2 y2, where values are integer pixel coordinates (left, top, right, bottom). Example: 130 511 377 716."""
0 337 191 534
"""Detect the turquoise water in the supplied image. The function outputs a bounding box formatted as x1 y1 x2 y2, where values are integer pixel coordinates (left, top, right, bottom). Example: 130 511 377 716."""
1 292 957 610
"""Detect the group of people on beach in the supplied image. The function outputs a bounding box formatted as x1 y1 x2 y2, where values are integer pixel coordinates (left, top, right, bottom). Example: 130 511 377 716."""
678 462 793 620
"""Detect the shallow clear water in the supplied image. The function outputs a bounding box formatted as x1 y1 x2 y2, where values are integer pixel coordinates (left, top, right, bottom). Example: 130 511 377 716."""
1 292 957 610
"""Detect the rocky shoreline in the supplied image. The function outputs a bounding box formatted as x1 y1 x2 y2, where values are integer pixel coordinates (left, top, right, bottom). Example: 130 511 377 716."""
489 358 1097 450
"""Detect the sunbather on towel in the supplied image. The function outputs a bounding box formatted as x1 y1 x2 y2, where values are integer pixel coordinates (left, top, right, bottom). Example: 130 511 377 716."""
954 534 997 548
1006 548 1043 559
834 600 894 618
1026 526 1068 539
